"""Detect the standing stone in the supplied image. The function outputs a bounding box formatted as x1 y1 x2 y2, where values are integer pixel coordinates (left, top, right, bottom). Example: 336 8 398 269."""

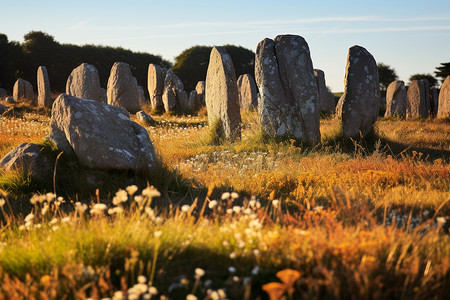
437 76 450 118
137 85 146 107
107 62 141 112
255 35 320 144
49 93 156 170
339 45 380 137
195 81 206 107
205 47 241 141
147 64 165 110
66 63 103 102
314 69 335 112
421 79 430 116
189 91 198 110
162 87 177 112
136 110 155 126
384 80 406 117
431 87 439 117
162 70 190 112
406 80 428 118
37 66 52 108
0 88 7 100
237 74 258 110
13 79 35 103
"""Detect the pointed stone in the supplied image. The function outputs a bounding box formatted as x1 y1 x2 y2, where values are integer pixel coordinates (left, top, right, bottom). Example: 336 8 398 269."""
437 76 450 118
237 74 258 110
37 66 52 108
13 79 35 103
385 80 406 117
406 80 428 118
107 62 141 112
66 63 103 102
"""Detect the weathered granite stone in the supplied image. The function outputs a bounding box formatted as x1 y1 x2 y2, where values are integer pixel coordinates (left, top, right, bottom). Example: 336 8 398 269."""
66 63 103 102
431 87 439 117
162 70 190 112
5 97 15 104
205 47 241 141
13 79 35 103
0 143 53 180
0 88 6 100
421 79 430 116
255 35 320 143
314 69 335 113
385 80 406 117
147 64 165 110
339 45 380 137
107 62 141 112
335 94 344 116
37 66 52 108
162 87 177 112
237 74 258 110
406 80 428 118
195 81 206 107
136 110 155 126
138 85 146 107
49 93 156 170
189 90 198 110
437 76 450 118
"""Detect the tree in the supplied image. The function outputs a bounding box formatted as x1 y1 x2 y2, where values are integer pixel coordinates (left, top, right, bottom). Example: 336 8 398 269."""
377 63 398 92
0 33 24 90
435 62 450 84
172 45 255 92
409 73 438 88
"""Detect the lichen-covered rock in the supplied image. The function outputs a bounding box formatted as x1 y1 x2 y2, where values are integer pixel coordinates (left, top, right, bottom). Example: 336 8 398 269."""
437 76 450 118
205 47 241 141
255 35 320 144
162 87 177 112
13 79 35 103
66 63 103 102
136 110 155 126
406 80 428 118
107 62 141 112
339 45 380 137
237 74 258 110
49 93 156 170
37 66 52 108
162 70 190 112
147 64 165 110
385 80 406 117
0 143 53 181
314 69 335 113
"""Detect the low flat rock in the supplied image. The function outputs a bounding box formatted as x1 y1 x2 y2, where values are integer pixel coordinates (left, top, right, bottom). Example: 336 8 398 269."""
385 80 406 117
49 93 156 170
437 76 450 118
66 63 103 102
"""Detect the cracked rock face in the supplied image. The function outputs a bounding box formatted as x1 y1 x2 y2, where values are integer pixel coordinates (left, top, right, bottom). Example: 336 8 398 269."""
205 46 241 141
49 93 156 170
255 35 320 144
237 74 258 110
66 63 103 102
37 66 52 108
148 63 165 110
385 80 406 117
339 45 380 137
437 76 450 118
107 62 141 112
406 80 428 118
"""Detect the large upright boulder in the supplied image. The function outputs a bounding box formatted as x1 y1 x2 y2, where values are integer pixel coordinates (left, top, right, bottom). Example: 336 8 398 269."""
37 66 52 108
66 63 103 102
339 45 380 137
314 69 335 113
255 35 320 144
205 47 241 141
421 79 430 116
384 80 406 117
237 74 258 110
13 79 35 103
147 64 165 110
162 70 190 112
431 87 439 117
406 80 428 118
107 62 141 112
49 93 156 170
437 76 450 118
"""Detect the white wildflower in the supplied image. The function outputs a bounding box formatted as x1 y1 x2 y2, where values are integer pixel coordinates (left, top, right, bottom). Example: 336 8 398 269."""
221 192 230 200
229 252 236 259
232 206 241 214
272 200 279 208
148 286 158 295
142 186 161 198
62 216 71 223
46 192 56 202
208 200 218 209
108 207 124 215
126 185 138 196
0 198 5 207
90 203 107 215
231 192 239 199
75 202 88 214
134 195 144 205
195 268 205 279
154 231 162 238
181 205 190 213
25 213 35 223
186 294 197 300
138 275 147 284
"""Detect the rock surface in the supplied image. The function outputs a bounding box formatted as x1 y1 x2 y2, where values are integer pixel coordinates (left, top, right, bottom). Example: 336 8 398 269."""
314 69 335 113
136 110 155 126
406 80 428 118
66 63 103 102
107 62 141 112
431 87 439 117
255 35 320 144
237 74 258 110
49 93 156 170
147 64 165 110
339 45 380 137
205 47 241 141
37 66 52 108
437 76 450 118
384 80 406 117
163 70 190 112
13 79 35 103
0 88 6 100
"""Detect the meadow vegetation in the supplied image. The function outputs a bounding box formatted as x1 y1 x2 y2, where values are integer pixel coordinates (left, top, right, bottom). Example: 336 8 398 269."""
0 105 449 299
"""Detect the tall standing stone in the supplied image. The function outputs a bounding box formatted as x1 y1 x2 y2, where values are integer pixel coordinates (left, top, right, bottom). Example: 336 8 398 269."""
384 80 406 117
421 79 430 116
205 47 241 141
162 70 190 112
66 63 103 102
195 81 206 107
339 45 380 137
107 62 141 112
237 74 258 110
437 76 450 118
37 66 52 108
137 85 146 107
314 69 335 113
406 80 428 118
147 64 165 110
255 35 320 144
13 79 35 103
430 87 439 117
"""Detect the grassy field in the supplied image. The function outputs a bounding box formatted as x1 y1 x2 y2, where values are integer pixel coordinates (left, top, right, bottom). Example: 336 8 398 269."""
0 104 449 299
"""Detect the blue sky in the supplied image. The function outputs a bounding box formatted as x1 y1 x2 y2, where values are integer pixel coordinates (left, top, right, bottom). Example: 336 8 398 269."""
1 0 450 91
